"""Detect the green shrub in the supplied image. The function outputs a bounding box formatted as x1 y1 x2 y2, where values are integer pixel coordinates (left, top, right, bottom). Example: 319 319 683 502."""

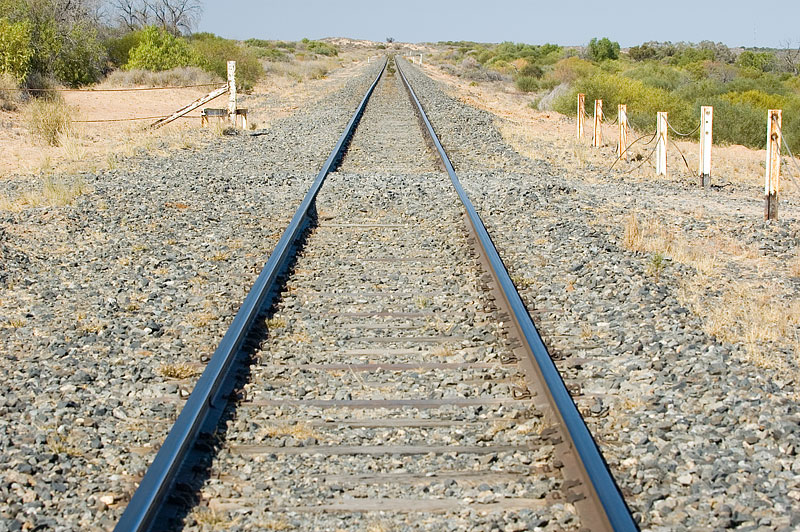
251 46 289 62
515 76 539 92
519 62 543 78
736 51 776 72
51 23 105 86
301 38 337 56
587 37 620 62
554 72 693 131
126 26 195 71
106 30 144 67
189 33 264 91
551 56 596 84
0 17 32 83
624 63 688 91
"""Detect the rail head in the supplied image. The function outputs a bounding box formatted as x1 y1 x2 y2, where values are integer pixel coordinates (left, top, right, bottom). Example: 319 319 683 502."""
114 58 387 532
395 57 638 532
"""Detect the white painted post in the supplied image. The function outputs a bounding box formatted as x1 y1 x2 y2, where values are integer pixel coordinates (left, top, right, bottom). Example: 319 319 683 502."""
765 109 782 220
577 93 585 140
420 53 423 65
656 112 668 176
227 61 237 127
618 104 628 160
368 56 371 63
592 99 602 148
699 106 713 187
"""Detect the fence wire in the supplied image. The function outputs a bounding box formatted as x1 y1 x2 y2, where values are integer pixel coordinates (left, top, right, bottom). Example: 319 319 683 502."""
0 83 224 93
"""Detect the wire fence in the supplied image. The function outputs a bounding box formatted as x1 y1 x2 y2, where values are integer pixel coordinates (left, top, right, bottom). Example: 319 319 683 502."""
2 82 227 125
73 114 203 123
0 83 224 93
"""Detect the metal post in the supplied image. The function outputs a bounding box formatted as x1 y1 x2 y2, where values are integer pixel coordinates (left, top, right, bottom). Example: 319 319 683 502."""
698 106 713 187
656 111 668 176
227 61 237 127
765 109 782 220
592 99 602 148
576 93 585 140
618 104 628 160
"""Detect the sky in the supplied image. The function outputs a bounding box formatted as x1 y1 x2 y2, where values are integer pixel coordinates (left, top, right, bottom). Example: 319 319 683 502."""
197 0 800 49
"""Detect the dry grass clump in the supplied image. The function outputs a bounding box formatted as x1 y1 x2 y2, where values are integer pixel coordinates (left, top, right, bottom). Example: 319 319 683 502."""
681 277 800 370
622 213 642 250
621 213 736 275
264 58 338 81
158 362 202 379
103 67 222 88
25 96 73 146
260 421 316 440
0 177 89 211
0 72 23 111
789 251 800 278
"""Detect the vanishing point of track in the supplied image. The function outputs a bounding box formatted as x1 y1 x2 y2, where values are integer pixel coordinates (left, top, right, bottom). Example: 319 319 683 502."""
114 57 638 531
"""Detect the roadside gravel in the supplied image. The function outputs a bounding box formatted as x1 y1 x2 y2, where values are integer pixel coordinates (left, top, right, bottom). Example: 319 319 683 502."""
0 60 381 531
399 57 800 531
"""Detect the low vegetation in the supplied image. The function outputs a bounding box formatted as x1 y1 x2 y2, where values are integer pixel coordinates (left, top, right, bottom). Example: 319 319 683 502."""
25 95 72 146
435 38 800 151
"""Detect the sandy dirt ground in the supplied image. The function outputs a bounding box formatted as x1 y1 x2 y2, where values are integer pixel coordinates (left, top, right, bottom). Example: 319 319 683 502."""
0 51 378 180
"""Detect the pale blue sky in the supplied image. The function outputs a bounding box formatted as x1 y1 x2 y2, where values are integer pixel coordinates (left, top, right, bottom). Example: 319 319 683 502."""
197 1 800 48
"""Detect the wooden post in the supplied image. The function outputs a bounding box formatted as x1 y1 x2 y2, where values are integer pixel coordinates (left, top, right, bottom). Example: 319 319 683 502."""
699 106 713 187
618 104 628 160
592 99 602 148
765 109 782 220
576 93 585 140
227 60 237 127
656 111 668 176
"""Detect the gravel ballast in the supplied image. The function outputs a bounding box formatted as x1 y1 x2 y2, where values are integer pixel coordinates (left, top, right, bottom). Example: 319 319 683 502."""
398 57 800 531
0 60 382 531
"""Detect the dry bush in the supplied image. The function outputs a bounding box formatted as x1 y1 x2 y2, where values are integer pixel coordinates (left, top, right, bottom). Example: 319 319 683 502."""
264 58 338 81
0 73 23 111
25 96 73 146
103 67 222 88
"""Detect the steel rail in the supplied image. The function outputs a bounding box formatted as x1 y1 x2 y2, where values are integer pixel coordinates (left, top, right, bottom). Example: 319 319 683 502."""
395 58 638 532
114 58 387 532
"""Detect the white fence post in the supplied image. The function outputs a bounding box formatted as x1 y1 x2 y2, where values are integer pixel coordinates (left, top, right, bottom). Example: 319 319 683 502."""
699 106 713 187
592 99 602 148
656 111 668 176
227 61 237 127
576 93 585 140
618 104 628 160
765 109 782 220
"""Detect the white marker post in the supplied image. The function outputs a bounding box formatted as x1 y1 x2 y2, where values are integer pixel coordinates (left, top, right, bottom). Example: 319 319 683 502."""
765 109 782 220
656 112 668 176
592 99 602 148
618 104 628 160
577 93 585 140
699 106 713 187
227 61 237 127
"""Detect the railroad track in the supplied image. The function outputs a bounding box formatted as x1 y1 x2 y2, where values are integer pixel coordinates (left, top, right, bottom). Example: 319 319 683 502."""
115 57 637 531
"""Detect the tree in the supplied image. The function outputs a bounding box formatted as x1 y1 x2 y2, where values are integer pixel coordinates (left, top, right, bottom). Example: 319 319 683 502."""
112 0 151 31
779 40 800 75
587 37 619 62
110 0 201 34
